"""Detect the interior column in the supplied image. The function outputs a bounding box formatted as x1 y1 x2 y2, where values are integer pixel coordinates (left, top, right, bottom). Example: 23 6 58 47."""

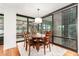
4 7 16 50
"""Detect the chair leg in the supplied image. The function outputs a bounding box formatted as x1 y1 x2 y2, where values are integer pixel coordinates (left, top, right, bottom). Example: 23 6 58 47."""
44 44 46 55
26 42 28 51
49 44 51 52
28 44 30 56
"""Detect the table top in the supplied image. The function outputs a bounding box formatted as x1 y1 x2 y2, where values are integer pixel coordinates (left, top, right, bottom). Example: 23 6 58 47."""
32 33 45 38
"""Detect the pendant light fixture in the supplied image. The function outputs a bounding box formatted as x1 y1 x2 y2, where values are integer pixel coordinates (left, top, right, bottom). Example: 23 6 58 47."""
35 8 42 24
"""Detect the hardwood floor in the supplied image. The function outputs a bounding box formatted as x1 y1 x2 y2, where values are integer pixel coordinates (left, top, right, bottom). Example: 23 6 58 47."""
0 45 3 56
4 47 20 56
64 50 79 56
0 46 20 56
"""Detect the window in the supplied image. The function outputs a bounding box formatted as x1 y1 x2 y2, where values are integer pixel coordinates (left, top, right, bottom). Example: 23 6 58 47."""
28 18 35 33
0 14 4 45
53 5 77 51
16 15 34 42
16 15 27 41
40 16 52 34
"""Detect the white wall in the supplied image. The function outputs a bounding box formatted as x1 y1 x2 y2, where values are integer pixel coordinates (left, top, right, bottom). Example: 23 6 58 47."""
4 7 16 49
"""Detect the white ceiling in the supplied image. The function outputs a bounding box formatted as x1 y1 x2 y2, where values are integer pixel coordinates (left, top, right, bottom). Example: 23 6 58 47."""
0 3 71 18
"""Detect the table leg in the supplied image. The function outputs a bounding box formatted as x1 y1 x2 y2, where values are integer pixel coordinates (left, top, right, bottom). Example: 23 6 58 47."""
36 39 39 52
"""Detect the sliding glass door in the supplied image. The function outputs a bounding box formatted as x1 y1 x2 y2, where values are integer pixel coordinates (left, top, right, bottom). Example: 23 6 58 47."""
53 5 77 51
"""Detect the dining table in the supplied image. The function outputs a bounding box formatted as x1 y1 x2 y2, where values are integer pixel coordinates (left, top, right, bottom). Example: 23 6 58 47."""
32 33 45 51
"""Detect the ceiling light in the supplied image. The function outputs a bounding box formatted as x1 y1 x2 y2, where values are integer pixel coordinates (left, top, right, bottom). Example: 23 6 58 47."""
35 8 42 24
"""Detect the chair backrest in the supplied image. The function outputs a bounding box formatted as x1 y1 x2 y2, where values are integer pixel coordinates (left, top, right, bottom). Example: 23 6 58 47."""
23 32 31 41
44 31 52 44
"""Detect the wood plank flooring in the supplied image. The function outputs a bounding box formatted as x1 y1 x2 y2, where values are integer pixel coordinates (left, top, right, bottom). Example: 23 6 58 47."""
0 45 3 56
0 45 20 56
64 50 79 56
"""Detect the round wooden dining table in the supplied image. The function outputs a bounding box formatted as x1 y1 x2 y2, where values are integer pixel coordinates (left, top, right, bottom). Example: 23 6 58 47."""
32 34 45 51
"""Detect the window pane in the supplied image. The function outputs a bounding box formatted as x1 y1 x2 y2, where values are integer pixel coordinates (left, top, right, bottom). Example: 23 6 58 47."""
0 15 4 45
42 16 52 33
16 16 27 41
28 18 35 34
53 12 62 37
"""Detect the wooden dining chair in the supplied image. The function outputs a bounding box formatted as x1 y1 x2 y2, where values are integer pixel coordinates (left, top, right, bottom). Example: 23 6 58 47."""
23 32 35 56
23 32 29 50
44 31 52 55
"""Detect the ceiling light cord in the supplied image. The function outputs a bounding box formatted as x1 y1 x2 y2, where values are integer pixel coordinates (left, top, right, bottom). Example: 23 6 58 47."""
37 8 40 17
